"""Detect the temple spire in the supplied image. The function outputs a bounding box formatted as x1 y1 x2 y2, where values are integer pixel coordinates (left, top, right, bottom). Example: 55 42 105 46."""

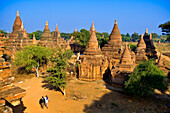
54 24 60 37
150 32 152 40
44 21 49 30
55 24 58 31
109 19 122 42
33 34 37 45
89 22 97 42
136 34 146 49
121 44 132 64
145 28 148 35
75 28 77 32
91 21 95 32
17 11 19 16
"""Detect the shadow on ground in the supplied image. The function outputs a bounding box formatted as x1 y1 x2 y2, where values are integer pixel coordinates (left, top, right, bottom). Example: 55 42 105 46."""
1 98 26 113
41 79 64 95
83 85 170 113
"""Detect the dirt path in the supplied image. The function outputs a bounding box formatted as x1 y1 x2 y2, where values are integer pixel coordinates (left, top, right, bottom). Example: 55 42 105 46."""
14 77 93 113
14 77 169 113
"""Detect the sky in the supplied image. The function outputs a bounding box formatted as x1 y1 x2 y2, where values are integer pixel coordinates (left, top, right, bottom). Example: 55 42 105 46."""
0 0 170 35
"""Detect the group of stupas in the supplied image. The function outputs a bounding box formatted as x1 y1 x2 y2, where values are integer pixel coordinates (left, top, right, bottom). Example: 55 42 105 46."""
5 11 69 57
0 11 69 112
78 20 164 85
0 11 165 111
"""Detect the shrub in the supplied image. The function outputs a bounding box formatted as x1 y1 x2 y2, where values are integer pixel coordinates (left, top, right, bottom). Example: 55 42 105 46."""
123 59 167 97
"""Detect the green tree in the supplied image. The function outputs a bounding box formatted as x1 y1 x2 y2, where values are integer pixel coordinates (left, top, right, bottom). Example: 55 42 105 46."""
122 34 131 42
46 48 73 96
126 33 130 37
61 33 71 40
152 33 158 38
159 21 170 41
128 43 137 52
131 32 140 42
14 44 53 77
28 30 43 40
123 59 167 97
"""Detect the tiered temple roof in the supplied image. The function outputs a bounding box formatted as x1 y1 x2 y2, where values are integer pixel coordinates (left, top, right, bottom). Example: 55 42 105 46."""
78 22 107 81
89 21 97 34
39 21 54 47
52 24 67 48
111 44 135 85
5 11 30 56
143 28 157 59
116 44 135 72
135 34 147 63
10 11 22 39
14 21 30 50
101 20 123 65
83 22 102 56
32 34 37 45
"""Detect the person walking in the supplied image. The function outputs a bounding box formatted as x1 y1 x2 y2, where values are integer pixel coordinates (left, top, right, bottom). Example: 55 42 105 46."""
44 95 49 108
39 96 45 109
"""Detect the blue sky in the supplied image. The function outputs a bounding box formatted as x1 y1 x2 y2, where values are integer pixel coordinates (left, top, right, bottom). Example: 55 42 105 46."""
0 0 169 35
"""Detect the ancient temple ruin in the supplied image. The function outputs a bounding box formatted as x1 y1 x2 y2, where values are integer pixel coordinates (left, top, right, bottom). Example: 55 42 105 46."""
135 34 148 63
0 41 25 112
111 44 135 85
39 21 54 47
89 21 98 34
143 29 157 59
5 11 31 57
101 20 123 68
52 24 67 48
78 22 108 81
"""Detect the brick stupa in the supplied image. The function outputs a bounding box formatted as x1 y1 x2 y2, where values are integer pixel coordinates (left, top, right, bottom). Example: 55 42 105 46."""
78 22 107 81
40 21 54 47
32 34 37 45
14 21 30 51
111 44 135 85
5 12 30 56
9 11 22 39
52 24 67 48
143 29 157 59
89 21 98 34
135 34 147 63
102 20 123 66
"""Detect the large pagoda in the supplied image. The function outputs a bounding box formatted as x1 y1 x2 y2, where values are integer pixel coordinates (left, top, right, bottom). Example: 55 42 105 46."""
101 20 123 67
39 21 54 47
78 22 108 81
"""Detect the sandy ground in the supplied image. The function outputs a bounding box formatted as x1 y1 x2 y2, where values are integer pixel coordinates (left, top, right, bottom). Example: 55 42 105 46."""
14 77 107 113
14 76 169 113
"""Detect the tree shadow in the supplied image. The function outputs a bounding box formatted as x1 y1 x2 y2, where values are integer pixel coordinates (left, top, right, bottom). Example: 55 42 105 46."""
41 79 64 95
83 87 170 113
1 98 26 113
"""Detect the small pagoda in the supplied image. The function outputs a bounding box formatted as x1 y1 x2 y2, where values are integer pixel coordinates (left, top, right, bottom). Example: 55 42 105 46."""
111 44 135 85
52 24 67 48
143 29 157 59
135 34 148 63
89 21 98 34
